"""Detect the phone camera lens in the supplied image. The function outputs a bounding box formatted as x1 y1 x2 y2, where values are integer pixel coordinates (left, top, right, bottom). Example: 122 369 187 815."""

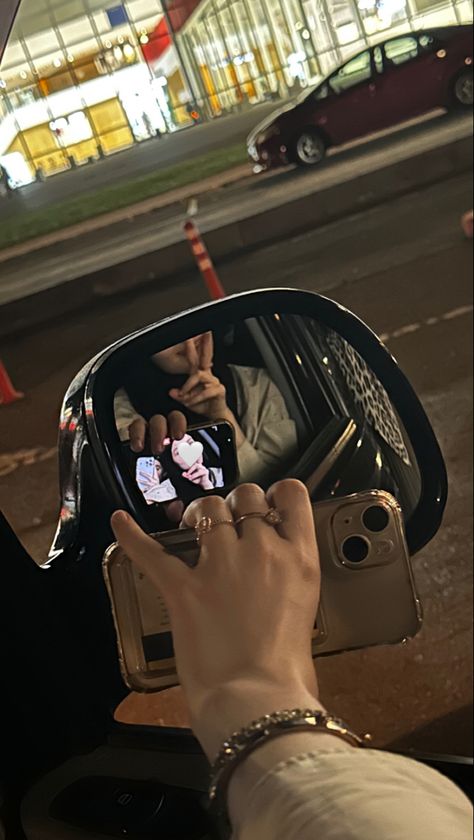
342 536 370 563
363 505 390 533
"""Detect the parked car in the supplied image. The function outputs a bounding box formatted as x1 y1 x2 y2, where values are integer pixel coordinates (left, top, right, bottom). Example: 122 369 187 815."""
247 25 473 171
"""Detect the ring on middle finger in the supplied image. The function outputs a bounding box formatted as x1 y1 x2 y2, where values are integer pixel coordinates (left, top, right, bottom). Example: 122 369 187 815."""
234 508 283 528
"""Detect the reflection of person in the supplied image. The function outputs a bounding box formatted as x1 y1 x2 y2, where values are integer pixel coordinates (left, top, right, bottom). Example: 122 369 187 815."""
137 434 216 505
111 480 472 840
115 332 298 485
170 435 214 490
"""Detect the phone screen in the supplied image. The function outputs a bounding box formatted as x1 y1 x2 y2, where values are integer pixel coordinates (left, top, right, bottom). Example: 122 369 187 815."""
128 422 237 507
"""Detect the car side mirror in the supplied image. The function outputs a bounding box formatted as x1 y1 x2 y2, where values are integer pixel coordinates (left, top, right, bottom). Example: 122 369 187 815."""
49 288 447 563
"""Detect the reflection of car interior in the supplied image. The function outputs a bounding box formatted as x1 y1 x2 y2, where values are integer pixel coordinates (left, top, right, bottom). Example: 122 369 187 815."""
230 315 422 518
214 319 309 450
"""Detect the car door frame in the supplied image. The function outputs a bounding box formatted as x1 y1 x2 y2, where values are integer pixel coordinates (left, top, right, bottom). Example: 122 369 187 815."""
372 32 442 122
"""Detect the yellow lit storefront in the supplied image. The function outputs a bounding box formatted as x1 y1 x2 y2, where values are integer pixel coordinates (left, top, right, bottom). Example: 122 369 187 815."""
0 0 191 183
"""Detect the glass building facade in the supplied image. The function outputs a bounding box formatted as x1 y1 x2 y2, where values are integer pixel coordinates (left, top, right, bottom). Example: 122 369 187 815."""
175 0 473 114
0 0 472 184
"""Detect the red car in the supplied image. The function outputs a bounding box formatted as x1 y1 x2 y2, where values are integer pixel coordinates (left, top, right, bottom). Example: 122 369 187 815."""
247 25 473 170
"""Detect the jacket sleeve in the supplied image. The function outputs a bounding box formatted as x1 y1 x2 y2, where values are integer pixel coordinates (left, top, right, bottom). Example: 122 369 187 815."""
235 749 473 840
114 388 141 441
231 366 298 484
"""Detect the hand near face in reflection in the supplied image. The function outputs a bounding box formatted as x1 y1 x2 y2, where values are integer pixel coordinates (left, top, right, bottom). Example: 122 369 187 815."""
167 333 229 422
128 332 244 457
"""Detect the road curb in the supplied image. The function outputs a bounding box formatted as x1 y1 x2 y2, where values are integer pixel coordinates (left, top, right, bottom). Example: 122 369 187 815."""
0 133 472 341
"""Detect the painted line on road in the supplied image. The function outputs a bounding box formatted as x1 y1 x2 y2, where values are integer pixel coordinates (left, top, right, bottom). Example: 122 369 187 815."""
379 304 473 343
0 446 57 478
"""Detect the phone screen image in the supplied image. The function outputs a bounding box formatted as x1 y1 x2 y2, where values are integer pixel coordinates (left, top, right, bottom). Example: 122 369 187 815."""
133 422 236 507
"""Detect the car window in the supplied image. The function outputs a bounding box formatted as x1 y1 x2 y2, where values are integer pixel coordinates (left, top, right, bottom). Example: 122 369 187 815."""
374 46 384 75
328 50 372 94
384 36 419 67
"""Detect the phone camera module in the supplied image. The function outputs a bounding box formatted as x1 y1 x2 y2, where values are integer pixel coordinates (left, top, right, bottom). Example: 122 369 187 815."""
342 535 370 563
362 505 390 533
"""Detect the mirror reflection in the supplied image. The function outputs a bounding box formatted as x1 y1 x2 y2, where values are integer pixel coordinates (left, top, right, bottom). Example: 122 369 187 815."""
114 315 421 526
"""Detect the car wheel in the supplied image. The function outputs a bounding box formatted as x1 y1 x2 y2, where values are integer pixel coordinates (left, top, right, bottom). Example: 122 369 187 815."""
293 130 326 167
453 69 473 107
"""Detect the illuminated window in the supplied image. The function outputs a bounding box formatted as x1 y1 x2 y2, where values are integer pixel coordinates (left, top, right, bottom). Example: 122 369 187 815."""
329 49 371 93
384 36 418 66
373 45 383 73
58 17 96 47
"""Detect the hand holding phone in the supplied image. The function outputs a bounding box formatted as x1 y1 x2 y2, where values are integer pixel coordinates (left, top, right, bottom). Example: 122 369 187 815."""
129 411 187 456
103 489 421 695
181 462 214 490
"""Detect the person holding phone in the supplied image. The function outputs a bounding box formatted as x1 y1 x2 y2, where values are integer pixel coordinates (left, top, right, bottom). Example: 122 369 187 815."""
170 434 215 491
115 332 298 486
136 432 222 508
111 480 472 840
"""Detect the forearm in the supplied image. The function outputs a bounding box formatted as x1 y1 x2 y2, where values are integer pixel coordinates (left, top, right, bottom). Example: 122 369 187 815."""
232 749 474 840
228 730 353 833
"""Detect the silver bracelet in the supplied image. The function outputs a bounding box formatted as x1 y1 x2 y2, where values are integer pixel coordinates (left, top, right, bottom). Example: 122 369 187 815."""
209 708 372 808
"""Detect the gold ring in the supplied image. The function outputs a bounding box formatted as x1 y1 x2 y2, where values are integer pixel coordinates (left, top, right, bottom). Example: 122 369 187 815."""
234 508 283 528
195 515 235 544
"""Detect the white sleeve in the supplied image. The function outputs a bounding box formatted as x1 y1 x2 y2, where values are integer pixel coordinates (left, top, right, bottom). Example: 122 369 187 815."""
234 749 473 840
231 366 298 484
114 388 141 441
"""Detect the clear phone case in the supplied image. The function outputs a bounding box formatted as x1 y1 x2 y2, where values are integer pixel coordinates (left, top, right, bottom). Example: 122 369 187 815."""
103 490 422 693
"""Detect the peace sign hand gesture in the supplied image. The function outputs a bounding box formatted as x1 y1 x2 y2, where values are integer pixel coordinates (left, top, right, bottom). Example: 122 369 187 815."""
169 333 229 422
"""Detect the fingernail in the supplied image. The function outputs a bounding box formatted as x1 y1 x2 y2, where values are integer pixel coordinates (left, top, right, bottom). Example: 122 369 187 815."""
112 510 129 525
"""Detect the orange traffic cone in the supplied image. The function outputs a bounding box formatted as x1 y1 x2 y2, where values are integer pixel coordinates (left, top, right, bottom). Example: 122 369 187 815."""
0 359 24 405
183 219 226 300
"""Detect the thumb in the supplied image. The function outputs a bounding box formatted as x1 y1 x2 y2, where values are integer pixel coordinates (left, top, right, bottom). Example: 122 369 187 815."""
110 511 190 593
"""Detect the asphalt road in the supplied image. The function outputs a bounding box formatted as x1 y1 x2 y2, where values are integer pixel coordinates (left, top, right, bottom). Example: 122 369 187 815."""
0 173 472 756
1 110 471 312
0 102 277 218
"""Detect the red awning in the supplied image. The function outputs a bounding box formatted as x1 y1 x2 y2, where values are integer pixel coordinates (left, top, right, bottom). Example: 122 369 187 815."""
141 0 201 64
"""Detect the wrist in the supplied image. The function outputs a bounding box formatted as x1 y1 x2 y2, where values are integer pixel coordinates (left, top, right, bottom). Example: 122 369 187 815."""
192 677 322 761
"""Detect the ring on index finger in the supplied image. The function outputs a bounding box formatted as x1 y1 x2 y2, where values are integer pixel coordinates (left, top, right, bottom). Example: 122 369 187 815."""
195 515 235 545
